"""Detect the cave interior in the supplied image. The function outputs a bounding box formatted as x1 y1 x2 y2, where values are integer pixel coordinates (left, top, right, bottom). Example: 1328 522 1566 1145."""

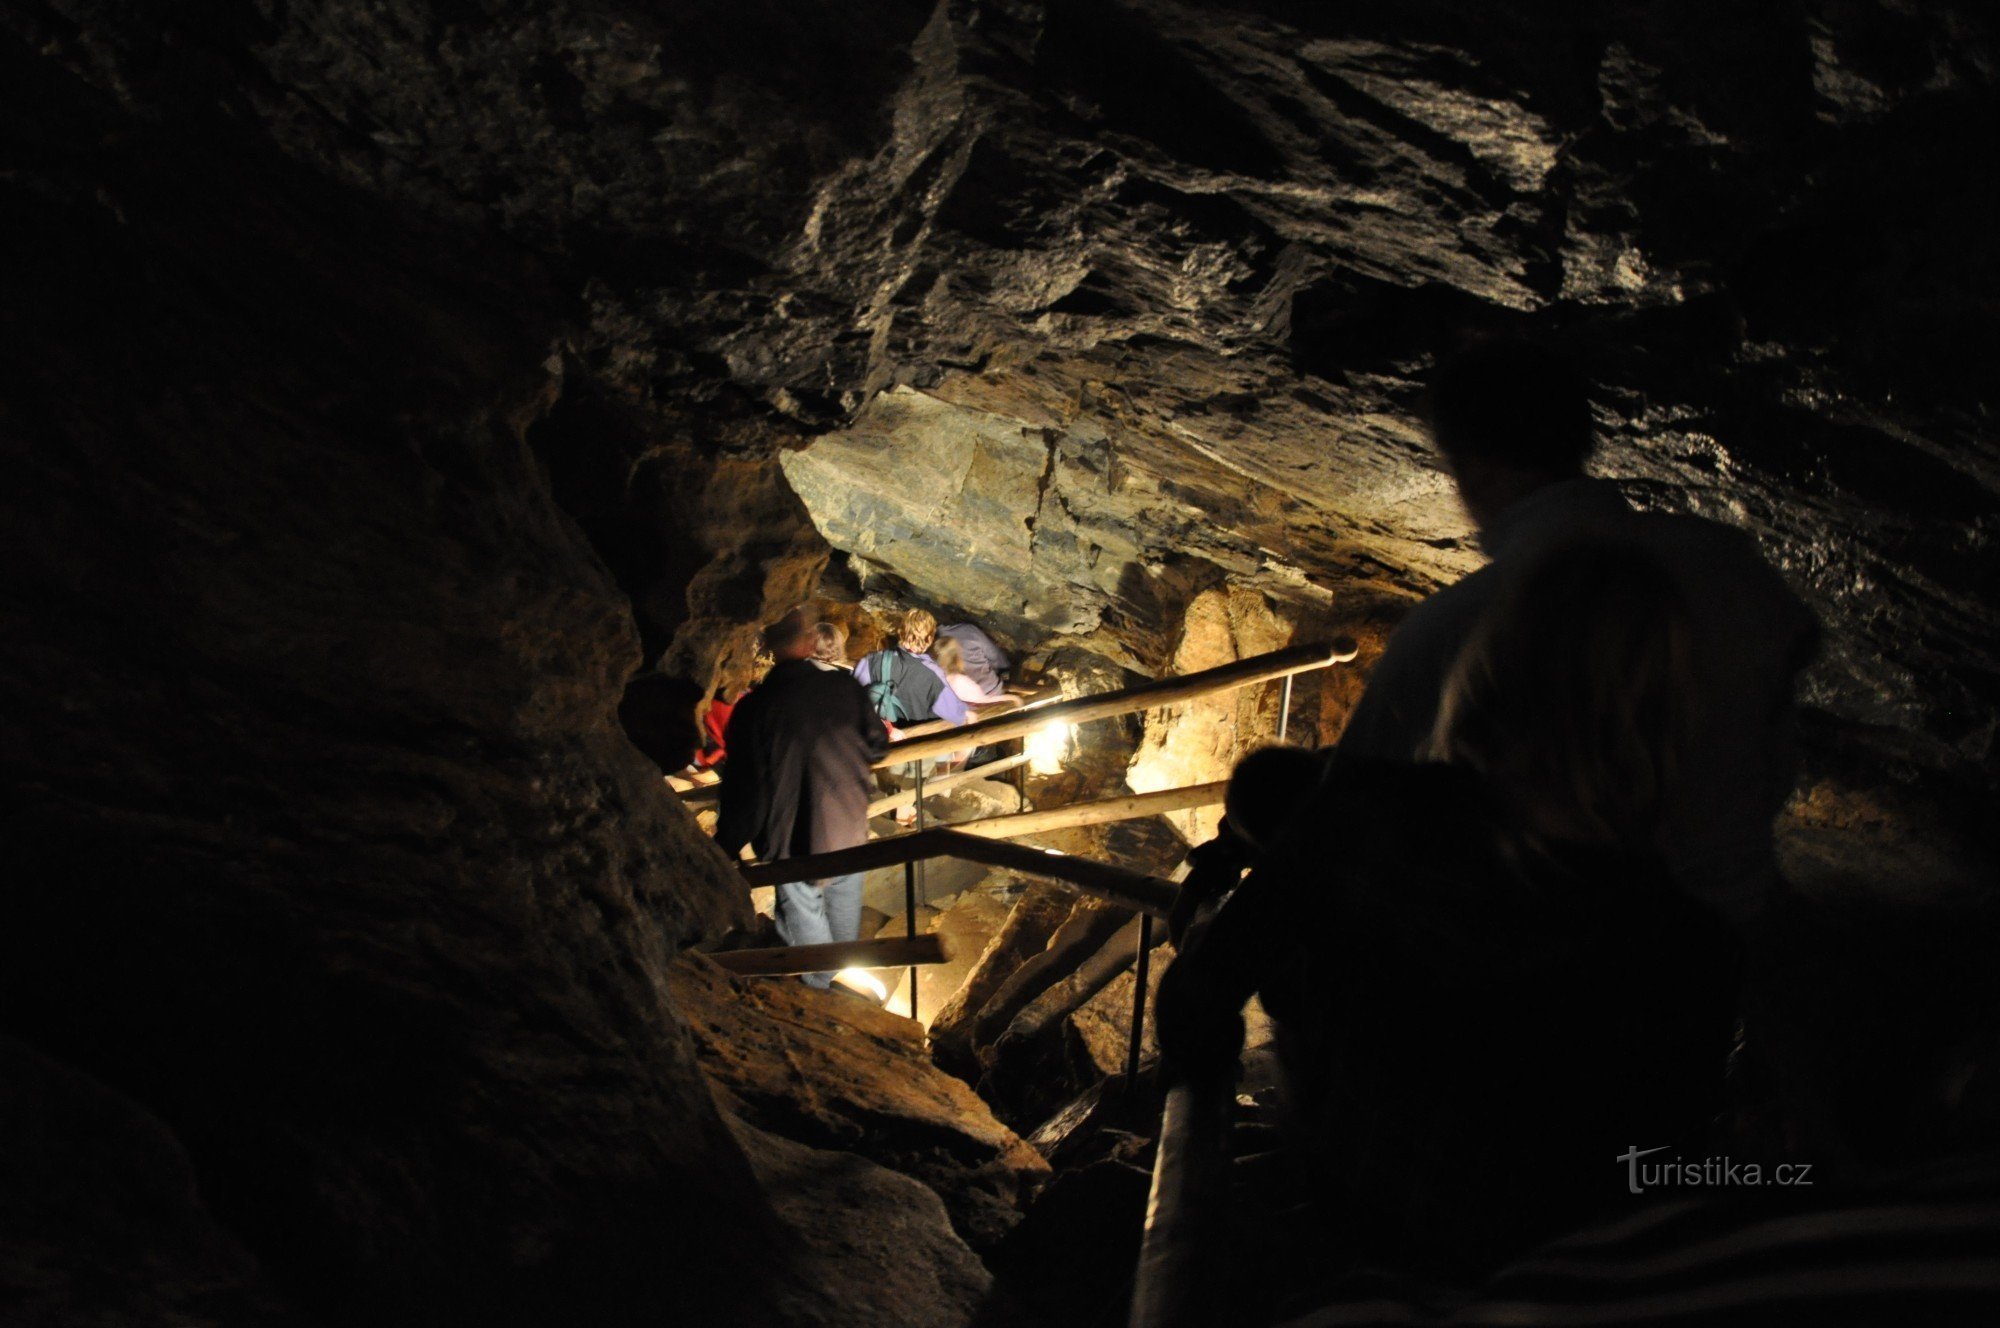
3 2 1998 1326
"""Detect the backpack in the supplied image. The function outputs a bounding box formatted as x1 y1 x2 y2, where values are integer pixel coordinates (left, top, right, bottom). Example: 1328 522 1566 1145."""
862 649 913 725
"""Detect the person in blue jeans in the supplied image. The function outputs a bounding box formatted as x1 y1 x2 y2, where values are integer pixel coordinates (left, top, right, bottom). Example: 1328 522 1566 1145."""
717 608 890 987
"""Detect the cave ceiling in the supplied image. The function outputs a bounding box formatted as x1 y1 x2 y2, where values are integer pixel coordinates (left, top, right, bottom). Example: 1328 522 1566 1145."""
22 0 1999 784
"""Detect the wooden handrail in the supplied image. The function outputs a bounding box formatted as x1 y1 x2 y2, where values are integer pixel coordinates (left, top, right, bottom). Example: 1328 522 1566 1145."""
874 638 1357 768
1131 1071 1234 1328
678 781 723 810
867 753 1032 820
739 828 1179 918
678 751 1035 822
709 934 947 977
940 781 1227 841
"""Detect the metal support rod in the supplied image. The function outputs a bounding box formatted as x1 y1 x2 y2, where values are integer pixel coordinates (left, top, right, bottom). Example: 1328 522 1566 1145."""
1124 913 1154 1086
903 858 917 1020
909 760 926 1021
1277 672 1293 744
1016 735 1027 813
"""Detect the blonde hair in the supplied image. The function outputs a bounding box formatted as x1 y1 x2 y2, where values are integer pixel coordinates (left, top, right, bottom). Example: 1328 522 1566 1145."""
899 608 938 653
1429 543 1693 851
933 635 964 677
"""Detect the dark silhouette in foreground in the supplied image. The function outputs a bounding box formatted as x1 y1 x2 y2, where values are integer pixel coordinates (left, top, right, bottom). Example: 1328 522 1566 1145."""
1161 544 1741 1300
1339 340 1817 929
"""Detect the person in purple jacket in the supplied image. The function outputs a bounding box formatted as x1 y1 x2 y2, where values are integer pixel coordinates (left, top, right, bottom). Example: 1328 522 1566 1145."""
937 620 1011 698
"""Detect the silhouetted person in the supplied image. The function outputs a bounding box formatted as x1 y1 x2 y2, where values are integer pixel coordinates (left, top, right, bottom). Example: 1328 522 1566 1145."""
1339 340 1817 927
717 608 889 987
1168 744 1320 944
1161 544 1740 1288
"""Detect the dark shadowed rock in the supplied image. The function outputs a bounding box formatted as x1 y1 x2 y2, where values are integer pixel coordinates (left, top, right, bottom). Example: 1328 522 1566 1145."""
0 28 807 1324
0 1037 294 1328
671 954 1051 1248
724 1114 1019 1328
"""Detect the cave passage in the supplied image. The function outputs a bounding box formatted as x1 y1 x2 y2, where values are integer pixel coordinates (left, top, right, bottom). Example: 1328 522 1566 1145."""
4 3 1998 1327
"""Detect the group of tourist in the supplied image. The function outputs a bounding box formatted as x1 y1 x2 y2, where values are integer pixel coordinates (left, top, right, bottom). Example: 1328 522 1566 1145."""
655 334 1821 1289
713 605 1021 987
1157 340 1819 1298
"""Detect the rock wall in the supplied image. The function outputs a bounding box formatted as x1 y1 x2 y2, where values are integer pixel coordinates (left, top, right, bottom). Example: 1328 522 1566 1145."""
17 0 1986 793
0 16 917 1325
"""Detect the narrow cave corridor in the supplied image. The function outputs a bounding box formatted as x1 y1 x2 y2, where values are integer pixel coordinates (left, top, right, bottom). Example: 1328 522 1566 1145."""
3 3 1998 1327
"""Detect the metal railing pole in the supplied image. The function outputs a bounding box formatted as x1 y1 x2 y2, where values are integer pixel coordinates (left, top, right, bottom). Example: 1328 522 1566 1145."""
1277 673 1293 744
908 760 926 1020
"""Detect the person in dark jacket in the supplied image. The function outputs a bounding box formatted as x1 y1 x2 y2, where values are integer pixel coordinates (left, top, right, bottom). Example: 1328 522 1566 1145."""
717 608 890 987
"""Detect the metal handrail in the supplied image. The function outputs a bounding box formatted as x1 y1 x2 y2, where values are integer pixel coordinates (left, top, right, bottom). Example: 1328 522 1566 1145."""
739 827 1179 918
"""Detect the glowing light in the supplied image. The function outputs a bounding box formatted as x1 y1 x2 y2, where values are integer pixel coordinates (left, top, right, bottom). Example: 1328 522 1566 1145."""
1026 720 1074 774
833 967 890 1002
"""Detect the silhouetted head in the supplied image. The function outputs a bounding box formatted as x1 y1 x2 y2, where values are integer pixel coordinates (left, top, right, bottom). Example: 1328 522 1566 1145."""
1425 340 1595 533
899 608 938 653
1225 745 1324 854
761 606 815 661
1429 542 1693 852
811 620 849 666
